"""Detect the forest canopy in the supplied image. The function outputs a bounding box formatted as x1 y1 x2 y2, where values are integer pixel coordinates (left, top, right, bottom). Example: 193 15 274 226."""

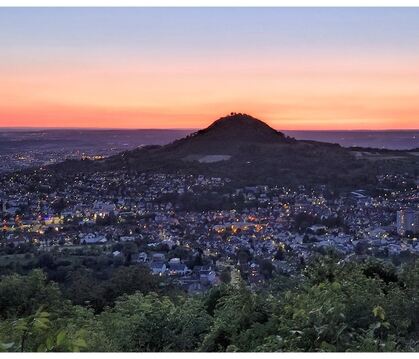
1 255 418 352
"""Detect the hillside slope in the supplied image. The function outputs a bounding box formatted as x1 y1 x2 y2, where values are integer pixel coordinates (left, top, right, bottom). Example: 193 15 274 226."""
47 113 419 190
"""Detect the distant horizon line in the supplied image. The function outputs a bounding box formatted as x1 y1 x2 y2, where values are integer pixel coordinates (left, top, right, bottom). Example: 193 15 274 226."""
1 126 418 132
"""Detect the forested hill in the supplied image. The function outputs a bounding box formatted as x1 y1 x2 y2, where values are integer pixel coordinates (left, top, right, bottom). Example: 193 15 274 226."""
45 113 419 191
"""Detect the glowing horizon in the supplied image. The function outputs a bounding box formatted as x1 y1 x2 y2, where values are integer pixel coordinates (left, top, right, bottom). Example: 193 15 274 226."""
1 8 419 130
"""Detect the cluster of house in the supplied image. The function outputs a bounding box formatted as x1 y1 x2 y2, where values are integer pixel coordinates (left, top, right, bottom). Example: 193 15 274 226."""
0 169 418 290
136 251 218 293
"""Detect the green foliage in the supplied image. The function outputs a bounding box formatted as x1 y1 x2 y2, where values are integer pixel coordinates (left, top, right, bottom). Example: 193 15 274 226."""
65 265 160 312
199 282 271 351
0 269 62 319
36 329 87 352
96 292 175 351
0 307 87 352
1 257 419 352
91 293 212 352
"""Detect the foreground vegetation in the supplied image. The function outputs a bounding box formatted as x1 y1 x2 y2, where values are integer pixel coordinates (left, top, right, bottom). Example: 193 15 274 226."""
0 255 418 352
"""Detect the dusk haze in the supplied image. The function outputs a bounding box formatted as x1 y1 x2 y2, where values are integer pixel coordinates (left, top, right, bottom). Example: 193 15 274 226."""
1 8 419 130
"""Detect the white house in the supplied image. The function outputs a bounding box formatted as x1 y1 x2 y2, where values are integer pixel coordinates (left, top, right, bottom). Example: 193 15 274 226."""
80 233 107 244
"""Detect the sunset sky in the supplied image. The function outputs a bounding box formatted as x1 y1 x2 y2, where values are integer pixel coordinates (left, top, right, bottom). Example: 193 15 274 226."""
1 7 419 130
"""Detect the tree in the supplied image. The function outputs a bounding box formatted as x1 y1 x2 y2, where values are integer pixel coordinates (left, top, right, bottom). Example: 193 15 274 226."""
1 256 419 352
259 259 275 279
0 270 62 320
219 268 231 284
121 242 138 264
97 293 174 351
200 283 270 351
0 307 87 352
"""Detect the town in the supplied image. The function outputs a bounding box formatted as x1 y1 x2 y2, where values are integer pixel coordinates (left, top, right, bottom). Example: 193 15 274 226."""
1 167 418 293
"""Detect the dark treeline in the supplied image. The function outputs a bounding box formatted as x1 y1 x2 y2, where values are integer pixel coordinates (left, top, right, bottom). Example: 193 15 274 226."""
1 255 419 352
